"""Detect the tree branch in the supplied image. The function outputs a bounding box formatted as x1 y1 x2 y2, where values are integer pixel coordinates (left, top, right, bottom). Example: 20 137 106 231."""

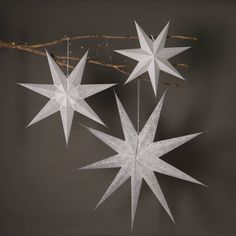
28 34 197 49
0 34 195 83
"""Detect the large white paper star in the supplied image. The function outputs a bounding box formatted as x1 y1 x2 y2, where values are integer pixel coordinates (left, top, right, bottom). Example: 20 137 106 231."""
115 21 190 96
81 92 205 230
19 51 115 144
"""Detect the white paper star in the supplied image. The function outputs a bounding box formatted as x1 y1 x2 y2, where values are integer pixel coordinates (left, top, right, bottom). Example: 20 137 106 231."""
115 21 190 96
80 92 205 230
19 51 115 144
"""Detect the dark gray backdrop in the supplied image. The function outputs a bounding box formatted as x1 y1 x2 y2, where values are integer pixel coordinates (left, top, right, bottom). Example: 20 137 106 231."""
0 0 235 235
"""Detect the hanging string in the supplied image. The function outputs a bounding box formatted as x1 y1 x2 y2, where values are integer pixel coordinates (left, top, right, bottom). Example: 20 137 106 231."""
137 78 140 134
66 36 70 77
136 35 154 134
137 35 155 134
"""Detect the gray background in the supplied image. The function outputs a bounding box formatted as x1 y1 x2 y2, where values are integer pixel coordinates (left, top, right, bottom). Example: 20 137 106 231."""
0 0 235 235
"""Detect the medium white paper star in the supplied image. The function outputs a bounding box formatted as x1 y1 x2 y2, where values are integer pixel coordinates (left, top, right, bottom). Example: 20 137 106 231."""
115 21 190 96
19 51 115 144
81 92 205 229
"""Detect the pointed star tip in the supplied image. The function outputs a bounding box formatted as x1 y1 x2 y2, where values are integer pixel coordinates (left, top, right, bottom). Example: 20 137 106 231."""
82 50 89 60
168 213 175 224
45 49 50 55
71 168 80 173
108 83 117 89
114 50 125 56
79 123 94 133
194 179 207 187
124 79 130 86
201 182 208 188
97 118 107 127
176 74 185 81
25 124 30 128
157 89 167 98
131 224 134 231
195 131 207 137
113 90 118 97
162 21 170 33
26 121 33 128
164 20 171 28
114 91 121 103
79 166 86 170
114 49 128 57
159 90 167 102
153 86 158 97
101 121 108 128
45 50 52 61
202 130 208 134
94 203 100 211
134 20 142 29
78 122 89 130
172 218 176 224
79 123 98 135
164 88 168 94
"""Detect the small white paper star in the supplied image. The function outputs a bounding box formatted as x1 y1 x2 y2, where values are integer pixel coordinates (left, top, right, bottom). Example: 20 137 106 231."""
19 51 115 144
115 21 190 95
81 92 205 230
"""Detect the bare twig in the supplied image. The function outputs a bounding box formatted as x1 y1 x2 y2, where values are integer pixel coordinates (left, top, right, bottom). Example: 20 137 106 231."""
0 33 195 77
28 34 197 49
